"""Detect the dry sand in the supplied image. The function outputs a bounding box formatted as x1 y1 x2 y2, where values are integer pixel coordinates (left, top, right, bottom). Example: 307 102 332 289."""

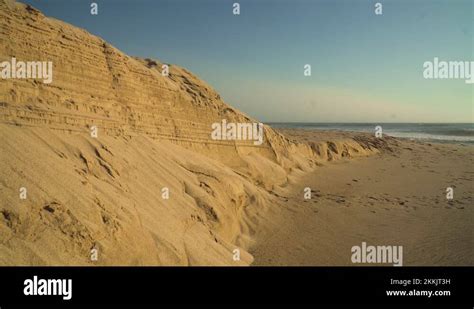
251 129 474 266
0 0 472 266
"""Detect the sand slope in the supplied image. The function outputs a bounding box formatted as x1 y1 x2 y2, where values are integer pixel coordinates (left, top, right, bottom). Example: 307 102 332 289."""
0 0 389 265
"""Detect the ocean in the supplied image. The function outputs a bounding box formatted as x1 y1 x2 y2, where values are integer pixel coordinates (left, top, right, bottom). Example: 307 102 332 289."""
268 123 474 144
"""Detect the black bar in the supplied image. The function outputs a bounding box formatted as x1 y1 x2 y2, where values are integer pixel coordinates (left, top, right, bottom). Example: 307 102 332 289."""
0 267 471 306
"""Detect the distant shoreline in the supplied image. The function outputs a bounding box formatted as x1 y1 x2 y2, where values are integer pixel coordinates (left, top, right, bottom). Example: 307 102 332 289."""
268 123 474 145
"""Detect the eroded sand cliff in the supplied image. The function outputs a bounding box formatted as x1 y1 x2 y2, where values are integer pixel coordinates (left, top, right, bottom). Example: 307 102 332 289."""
0 0 388 265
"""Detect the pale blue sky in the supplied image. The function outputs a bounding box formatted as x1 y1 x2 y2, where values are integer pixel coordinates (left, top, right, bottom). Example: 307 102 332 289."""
23 0 473 122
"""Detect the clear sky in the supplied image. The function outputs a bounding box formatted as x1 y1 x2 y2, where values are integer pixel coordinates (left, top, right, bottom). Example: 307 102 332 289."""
22 0 473 123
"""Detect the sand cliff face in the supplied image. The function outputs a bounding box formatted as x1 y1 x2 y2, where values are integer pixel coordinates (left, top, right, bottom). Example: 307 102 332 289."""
0 0 385 265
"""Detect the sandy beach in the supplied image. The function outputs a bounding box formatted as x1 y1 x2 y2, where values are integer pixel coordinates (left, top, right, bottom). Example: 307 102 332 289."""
251 129 473 266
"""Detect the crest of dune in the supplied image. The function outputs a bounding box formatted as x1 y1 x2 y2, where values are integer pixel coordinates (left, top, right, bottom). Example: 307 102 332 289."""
0 0 384 265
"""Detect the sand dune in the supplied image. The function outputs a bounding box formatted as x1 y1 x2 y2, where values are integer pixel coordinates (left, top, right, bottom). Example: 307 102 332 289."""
0 0 387 265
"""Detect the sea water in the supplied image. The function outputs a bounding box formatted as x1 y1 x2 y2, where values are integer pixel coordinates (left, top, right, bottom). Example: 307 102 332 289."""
268 123 474 144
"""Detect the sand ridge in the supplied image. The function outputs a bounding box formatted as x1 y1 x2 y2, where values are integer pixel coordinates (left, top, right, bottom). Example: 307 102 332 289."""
0 0 387 265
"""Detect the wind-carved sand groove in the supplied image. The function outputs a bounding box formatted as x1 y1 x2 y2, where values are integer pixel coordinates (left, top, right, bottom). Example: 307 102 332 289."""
0 0 389 265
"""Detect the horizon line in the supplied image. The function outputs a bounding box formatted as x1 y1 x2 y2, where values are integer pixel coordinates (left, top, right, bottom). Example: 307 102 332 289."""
264 122 474 124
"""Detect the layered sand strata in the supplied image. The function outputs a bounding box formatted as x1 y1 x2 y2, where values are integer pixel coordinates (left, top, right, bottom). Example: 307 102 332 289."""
0 0 387 265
